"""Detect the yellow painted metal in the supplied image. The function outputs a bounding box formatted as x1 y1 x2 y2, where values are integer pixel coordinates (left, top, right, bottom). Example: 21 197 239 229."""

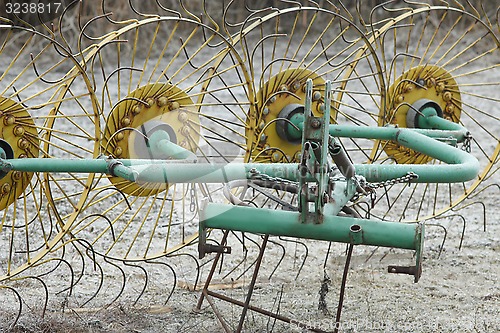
246 69 328 163
103 83 200 196
0 97 38 211
381 65 462 164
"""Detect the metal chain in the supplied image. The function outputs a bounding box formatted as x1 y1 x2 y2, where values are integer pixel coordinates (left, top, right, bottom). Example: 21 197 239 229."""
462 132 473 153
367 171 419 190
248 168 299 188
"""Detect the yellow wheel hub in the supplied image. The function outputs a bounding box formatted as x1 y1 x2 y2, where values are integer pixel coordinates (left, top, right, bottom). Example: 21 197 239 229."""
246 69 330 163
103 83 200 196
380 65 462 164
0 97 39 211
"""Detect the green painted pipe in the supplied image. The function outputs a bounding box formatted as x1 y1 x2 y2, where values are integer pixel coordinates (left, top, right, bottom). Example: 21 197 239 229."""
148 130 197 160
201 203 423 250
327 125 479 183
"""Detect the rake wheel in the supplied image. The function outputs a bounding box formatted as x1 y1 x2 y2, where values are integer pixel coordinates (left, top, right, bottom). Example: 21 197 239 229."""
234 6 384 165
55 16 252 261
348 5 500 222
0 25 98 282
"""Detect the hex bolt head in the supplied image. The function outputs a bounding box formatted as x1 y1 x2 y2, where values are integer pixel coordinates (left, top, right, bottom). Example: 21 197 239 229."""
269 96 277 104
312 91 321 101
262 107 270 116
260 133 267 142
271 152 281 162
311 119 321 129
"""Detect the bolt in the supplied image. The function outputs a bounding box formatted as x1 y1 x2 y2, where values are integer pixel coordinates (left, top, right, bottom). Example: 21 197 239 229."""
114 146 123 156
178 112 188 122
262 107 270 116
18 139 29 150
131 104 143 115
317 103 325 113
426 78 436 88
259 121 265 130
260 133 267 142
436 82 445 93
280 85 288 92
13 125 25 137
271 152 281 162
396 95 404 104
292 82 301 91
145 98 155 108
170 101 180 110
3 115 15 126
417 78 425 87
157 96 169 107
1 183 11 194
181 126 190 136
404 83 414 92
312 91 321 101
311 119 321 129
121 117 131 127
294 152 302 161
443 91 452 102
12 171 22 182
269 96 277 104
445 104 454 113
18 154 27 159
115 132 125 141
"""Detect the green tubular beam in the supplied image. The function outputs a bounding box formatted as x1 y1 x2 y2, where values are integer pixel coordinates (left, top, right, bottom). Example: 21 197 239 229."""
200 203 424 251
327 125 479 183
148 130 197 160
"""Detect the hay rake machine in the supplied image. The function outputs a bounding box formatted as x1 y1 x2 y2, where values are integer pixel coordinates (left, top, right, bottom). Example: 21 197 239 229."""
0 0 498 331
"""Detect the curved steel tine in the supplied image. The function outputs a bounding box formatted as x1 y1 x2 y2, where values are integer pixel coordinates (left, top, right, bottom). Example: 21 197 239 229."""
266 238 286 280
167 252 201 291
221 231 249 279
144 260 177 305
0 286 23 330
278 236 309 280
434 214 467 250
102 256 127 306
452 201 487 232
123 261 148 306
425 223 448 258
235 233 262 281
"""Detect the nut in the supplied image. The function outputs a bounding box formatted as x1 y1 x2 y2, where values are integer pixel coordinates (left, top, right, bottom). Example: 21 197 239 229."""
3 115 15 126
170 101 180 110
114 146 123 156
121 117 131 127
131 104 143 115
13 125 25 137
443 92 452 102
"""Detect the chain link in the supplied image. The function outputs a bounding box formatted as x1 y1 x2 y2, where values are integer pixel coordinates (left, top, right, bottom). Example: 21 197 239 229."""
248 168 299 188
367 171 419 190
462 132 472 153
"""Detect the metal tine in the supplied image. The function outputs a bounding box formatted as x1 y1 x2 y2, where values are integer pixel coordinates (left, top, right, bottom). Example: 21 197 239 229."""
0 286 23 330
433 214 468 251
166 252 201 291
123 261 148 306
144 260 178 305
425 223 448 258
266 238 286 280
277 236 309 280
